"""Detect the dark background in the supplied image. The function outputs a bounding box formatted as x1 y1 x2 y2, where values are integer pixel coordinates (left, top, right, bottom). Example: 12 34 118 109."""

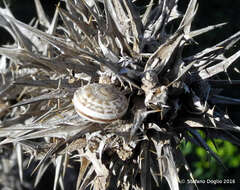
1 0 240 48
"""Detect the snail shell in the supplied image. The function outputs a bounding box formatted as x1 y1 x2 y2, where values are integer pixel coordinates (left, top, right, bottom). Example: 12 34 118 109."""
73 83 128 123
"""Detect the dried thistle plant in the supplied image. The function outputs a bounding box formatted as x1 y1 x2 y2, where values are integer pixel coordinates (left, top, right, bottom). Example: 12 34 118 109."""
0 0 240 190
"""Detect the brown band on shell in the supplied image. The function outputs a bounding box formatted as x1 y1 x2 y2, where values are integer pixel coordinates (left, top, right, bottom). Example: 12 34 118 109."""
75 107 117 123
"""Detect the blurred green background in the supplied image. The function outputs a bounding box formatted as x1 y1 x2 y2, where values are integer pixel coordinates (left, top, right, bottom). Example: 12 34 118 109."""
0 0 240 190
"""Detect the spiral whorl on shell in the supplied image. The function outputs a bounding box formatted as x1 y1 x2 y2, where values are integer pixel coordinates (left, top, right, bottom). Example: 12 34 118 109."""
73 83 128 123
